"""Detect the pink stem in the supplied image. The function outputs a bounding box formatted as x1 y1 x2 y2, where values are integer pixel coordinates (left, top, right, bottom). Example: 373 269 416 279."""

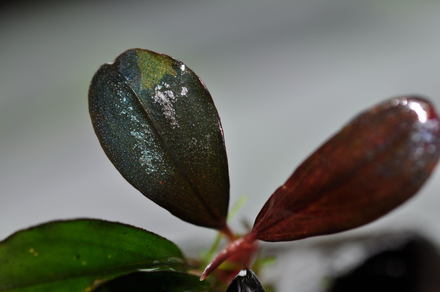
200 233 256 280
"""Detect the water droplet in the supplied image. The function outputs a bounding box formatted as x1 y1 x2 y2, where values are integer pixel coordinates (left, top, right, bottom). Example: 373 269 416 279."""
181 87 188 96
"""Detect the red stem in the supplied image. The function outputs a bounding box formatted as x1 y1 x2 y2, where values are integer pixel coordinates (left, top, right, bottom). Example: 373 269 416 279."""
200 233 257 280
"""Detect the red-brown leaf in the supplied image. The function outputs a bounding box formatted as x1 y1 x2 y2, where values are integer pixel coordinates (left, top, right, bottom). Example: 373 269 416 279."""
251 97 440 242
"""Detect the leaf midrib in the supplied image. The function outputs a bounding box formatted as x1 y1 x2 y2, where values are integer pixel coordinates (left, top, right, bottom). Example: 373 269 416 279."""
115 68 222 225
256 123 411 239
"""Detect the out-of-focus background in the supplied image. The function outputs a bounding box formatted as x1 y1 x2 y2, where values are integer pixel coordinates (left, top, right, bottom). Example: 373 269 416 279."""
1 0 440 291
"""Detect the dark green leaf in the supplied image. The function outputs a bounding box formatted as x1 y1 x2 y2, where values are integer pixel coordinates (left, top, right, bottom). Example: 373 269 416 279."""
89 48 229 229
93 271 209 292
0 219 184 291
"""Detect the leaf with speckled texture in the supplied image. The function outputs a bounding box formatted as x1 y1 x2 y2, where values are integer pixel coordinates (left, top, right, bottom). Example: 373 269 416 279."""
89 48 229 229
93 271 209 292
252 96 440 242
0 219 183 291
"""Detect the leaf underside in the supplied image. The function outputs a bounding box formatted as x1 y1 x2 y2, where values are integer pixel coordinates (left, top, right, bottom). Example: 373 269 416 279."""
252 96 440 242
0 219 183 291
89 48 229 229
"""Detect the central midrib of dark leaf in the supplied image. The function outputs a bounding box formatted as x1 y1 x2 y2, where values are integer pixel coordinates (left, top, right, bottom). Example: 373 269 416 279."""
115 69 222 225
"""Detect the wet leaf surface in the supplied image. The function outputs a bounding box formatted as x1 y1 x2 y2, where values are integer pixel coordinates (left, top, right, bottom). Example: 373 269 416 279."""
252 97 440 241
89 48 229 229
0 219 183 291
226 269 265 292
93 271 209 292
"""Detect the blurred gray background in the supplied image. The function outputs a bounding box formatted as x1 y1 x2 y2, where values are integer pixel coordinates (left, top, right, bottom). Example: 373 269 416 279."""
1 0 440 291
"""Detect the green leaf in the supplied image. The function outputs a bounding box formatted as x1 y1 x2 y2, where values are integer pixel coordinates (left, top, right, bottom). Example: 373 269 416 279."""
0 219 184 292
93 271 209 292
88 48 229 229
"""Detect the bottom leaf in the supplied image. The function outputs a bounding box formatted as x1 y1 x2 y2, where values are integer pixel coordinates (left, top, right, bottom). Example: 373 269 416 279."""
93 271 209 292
0 219 184 291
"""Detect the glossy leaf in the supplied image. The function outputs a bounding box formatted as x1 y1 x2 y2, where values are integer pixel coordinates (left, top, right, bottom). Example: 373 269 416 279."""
94 271 209 292
89 48 229 229
0 219 183 291
226 269 265 292
252 97 440 242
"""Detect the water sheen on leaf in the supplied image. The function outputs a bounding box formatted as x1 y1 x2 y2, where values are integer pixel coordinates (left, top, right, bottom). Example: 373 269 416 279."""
89 48 229 229
252 97 440 242
93 271 209 292
0 219 184 291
